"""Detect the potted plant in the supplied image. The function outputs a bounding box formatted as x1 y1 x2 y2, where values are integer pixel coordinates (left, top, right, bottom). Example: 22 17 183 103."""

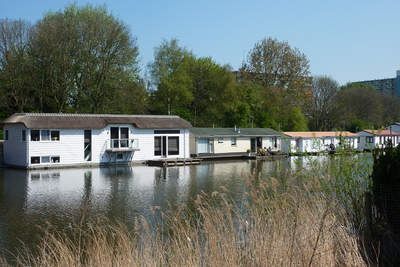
246 149 251 157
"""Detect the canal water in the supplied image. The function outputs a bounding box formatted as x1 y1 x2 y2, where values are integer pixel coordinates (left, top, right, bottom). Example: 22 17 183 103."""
0 155 363 260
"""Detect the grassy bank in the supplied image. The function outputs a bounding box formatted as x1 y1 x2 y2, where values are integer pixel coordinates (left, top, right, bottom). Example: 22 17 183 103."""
1 167 367 266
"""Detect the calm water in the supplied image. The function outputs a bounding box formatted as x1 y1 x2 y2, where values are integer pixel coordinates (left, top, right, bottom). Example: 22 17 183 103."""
0 156 356 260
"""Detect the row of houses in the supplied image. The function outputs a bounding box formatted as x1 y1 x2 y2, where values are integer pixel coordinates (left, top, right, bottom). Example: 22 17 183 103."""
1 113 399 169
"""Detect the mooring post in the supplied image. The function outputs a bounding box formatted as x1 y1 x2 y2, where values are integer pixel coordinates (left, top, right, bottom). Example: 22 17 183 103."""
365 191 373 236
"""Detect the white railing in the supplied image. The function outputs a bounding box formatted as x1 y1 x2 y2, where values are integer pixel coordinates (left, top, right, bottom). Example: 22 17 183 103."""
106 139 139 150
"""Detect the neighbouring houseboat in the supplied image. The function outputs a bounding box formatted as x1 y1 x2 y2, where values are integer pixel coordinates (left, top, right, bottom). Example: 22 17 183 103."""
189 127 282 159
356 129 400 151
281 131 359 154
0 113 193 169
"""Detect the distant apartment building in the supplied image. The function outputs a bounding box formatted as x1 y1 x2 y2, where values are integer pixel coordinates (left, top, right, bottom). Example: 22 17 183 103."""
357 70 400 97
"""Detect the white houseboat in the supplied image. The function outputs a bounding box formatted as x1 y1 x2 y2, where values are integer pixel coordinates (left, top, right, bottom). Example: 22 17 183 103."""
356 129 400 150
281 131 359 154
189 127 282 158
0 113 192 169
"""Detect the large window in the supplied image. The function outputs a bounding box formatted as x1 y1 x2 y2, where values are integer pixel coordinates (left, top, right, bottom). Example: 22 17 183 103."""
154 136 162 156
168 136 179 155
154 135 180 157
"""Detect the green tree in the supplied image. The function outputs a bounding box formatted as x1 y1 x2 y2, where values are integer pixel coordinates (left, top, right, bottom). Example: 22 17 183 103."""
282 106 308 131
30 3 140 113
337 83 383 129
238 37 312 130
188 57 236 126
148 38 194 115
0 18 33 113
239 37 311 106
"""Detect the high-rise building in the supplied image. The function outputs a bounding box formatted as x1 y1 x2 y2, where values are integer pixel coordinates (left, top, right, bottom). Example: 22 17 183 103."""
357 70 400 97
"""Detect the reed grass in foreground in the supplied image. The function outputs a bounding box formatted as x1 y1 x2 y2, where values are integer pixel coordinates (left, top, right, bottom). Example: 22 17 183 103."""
1 173 367 266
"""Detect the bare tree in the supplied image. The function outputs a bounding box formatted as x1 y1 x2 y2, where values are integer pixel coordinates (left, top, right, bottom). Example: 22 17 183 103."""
308 75 341 131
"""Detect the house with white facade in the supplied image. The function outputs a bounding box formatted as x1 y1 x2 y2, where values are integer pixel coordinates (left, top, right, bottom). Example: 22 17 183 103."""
356 129 400 150
0 113 192 169
189 127 282 157
281 131 359 154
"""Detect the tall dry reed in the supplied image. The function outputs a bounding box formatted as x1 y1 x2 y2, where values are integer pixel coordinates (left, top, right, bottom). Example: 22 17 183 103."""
0 171 367 266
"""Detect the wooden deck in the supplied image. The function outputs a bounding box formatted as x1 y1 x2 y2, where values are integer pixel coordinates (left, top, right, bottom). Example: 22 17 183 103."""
146 158 202 167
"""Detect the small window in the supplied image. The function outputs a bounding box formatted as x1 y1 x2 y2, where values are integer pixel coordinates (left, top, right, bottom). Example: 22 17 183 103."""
5 130 8 141
22 130 26 142
117 153 124 160
51 131 60 141
231 138 236 146
358 137 360 143
42 156 50 163
51 156 60 163
31 157 40 164
41 130 50 141
218 138 223 143
31 130 40 141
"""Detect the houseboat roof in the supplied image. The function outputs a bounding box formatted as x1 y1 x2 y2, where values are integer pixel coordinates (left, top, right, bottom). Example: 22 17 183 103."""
356 130 400 136
284 131 359 138
0 113 193 129
190 127 281 137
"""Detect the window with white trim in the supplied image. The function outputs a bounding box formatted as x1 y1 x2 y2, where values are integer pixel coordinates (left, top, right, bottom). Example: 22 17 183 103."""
31 157 40 164
41 130 50 141
231 138 237 146
51 156 60 163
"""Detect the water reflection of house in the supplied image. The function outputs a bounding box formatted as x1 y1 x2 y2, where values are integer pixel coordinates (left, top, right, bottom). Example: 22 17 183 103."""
281 131 359 154
189 127 282 158
356 129 400 150
0 113 192 169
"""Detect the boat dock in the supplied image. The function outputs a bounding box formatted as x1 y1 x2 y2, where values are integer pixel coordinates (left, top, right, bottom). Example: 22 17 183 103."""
146 158 202 167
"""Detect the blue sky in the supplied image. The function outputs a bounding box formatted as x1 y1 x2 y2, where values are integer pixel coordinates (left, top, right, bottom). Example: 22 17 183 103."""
2 0 399 85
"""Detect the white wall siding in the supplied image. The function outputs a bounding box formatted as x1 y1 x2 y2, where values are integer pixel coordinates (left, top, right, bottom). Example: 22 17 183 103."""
29 129 84 167
213 137 249 153
4 124 27 167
